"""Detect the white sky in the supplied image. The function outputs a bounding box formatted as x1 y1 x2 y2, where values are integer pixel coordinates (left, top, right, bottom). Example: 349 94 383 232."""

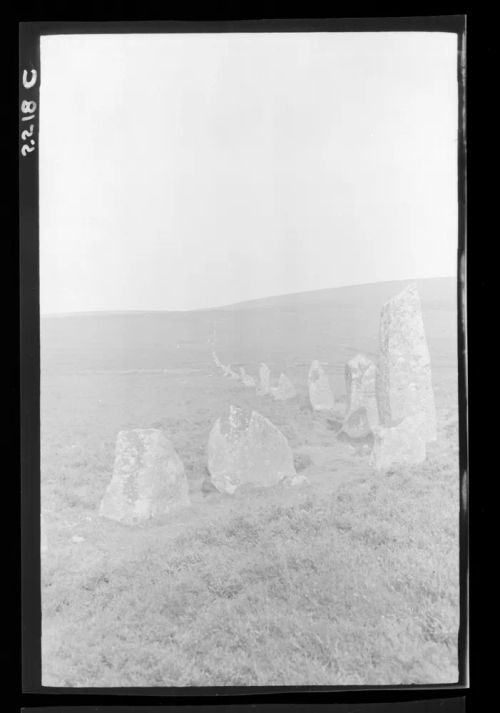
39 32 458 314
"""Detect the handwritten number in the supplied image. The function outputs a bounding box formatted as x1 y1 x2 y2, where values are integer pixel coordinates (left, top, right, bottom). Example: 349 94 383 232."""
22 69 38 89
21 125 34 141
21 99 37 114
21 144 35 157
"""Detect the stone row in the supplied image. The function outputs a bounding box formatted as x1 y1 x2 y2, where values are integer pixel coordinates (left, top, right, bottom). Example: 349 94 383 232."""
95 283 437 527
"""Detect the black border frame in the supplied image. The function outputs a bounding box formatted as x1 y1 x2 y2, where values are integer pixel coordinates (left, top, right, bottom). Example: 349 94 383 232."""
19 14 468 700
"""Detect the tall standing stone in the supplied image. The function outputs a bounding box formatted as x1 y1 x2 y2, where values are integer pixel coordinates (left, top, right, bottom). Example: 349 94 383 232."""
342 354 379 437
272 373 297 401
308 360 335 410
376 284 437 442
207 406 296 494
100 429 190 525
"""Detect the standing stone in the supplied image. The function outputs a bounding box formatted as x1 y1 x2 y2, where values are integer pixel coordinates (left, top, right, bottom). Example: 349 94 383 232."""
370 414 427 471
308 360 335 410
257 362 272 395
207 405 296 494
271 373 297 401
100 429 190 525
376 284 437 442
342 354 379 437
240 367 256 387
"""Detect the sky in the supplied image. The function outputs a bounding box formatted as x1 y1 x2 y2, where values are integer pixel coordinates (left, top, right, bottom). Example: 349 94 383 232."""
39 32 459 314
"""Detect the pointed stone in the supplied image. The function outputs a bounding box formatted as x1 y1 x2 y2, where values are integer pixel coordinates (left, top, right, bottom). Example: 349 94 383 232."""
271 373 297 400
308 360 335 410
376 284 437 442
100 429 190 525
207 406 296 494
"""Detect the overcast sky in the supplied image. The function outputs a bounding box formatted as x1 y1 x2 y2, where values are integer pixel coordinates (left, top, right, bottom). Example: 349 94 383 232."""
40 32 458 314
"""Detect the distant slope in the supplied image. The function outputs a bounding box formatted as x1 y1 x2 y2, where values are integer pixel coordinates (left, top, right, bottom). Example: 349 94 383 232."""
215 277 456 313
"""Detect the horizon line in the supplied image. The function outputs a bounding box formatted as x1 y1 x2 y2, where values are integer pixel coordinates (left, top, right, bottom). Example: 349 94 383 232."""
40 274 456 318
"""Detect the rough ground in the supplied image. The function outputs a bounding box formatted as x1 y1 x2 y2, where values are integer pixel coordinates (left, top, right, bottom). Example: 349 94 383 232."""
40 277 460 687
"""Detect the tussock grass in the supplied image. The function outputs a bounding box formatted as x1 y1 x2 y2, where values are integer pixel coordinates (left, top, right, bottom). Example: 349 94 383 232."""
42 442 459 687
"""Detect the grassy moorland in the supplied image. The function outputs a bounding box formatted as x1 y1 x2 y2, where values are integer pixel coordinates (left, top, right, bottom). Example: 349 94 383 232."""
40 277 460 686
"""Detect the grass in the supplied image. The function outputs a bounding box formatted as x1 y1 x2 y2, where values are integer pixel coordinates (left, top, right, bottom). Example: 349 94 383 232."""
40 278 460 686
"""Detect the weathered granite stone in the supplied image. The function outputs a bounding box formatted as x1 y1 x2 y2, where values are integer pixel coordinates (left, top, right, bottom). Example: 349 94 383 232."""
257 362 272 395
343 354 379 436
308 360 335 410
370 414 427 471
207 405 296 494
376 284 437 442
271 373 297 401
100 429 190 525
240 367 256 387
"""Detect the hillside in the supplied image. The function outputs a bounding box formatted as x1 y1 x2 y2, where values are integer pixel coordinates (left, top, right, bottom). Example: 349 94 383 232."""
40 277 460 686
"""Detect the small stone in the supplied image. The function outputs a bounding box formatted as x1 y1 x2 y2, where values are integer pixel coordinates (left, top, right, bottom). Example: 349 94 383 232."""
240 367 256 387
71 535 85 543
308 360 335 410
290 474 309 487
100 429 190 525
207 405 296 494
271 373 297 400
293 451 314 472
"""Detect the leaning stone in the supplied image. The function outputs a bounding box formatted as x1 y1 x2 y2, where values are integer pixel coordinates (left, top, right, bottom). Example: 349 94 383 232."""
271 373 297 400
207 405 296 494
376 284 437 442
99 429 190 525
257 362 272 395
240 367 256 387
308 360 335 410
370 415 427 471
